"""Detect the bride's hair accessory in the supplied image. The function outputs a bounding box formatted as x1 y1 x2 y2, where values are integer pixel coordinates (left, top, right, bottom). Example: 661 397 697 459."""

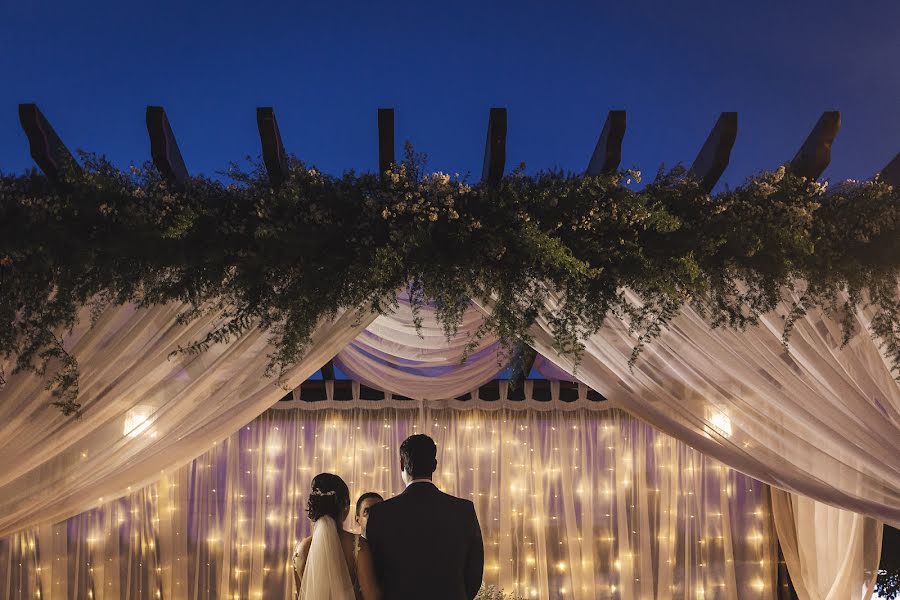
306 473 350 521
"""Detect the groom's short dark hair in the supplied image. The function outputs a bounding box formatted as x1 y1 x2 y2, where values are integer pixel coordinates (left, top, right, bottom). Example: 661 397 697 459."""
400 434 437 478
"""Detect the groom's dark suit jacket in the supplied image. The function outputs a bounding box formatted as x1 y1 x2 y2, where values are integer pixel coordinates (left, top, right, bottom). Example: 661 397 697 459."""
366 481 484 600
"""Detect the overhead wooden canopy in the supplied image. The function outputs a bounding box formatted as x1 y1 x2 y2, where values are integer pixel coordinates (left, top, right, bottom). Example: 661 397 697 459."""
20 103 888 193
12 104 896 407
18 103 78 182
146 106 189 187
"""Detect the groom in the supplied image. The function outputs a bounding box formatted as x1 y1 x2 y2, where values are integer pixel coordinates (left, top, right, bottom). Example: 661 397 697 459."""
365 434 484 599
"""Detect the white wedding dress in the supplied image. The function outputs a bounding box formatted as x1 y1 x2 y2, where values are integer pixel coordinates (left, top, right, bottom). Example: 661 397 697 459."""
292 516 358 600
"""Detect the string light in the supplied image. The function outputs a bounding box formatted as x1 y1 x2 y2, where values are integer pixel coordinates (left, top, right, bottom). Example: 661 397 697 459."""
14 411 776 596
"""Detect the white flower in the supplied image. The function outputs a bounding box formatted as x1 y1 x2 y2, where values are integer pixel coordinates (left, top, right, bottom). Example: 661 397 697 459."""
772 165 786 183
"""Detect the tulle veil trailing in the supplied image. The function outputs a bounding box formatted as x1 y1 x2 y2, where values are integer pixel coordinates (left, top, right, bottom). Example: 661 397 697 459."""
298 515 356 600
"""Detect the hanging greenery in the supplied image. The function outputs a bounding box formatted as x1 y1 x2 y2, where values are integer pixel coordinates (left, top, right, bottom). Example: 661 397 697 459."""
1 144 898 415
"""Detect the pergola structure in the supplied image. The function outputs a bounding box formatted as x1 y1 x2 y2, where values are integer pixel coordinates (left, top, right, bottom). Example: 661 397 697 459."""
7 102 898 599
16 101 900 394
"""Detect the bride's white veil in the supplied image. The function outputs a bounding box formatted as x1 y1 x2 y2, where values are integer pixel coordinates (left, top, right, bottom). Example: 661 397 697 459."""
298 515 356 600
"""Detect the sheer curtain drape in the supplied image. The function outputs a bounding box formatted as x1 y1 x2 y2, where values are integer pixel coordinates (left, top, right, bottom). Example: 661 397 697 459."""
0 304 375 536
493 290 900 525
1 403 777 600
335 294 899 525
771 490 883 600
334 291 507 399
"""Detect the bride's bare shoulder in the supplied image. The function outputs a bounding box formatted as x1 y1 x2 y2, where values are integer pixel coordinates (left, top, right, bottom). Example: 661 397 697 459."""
338 529 360 548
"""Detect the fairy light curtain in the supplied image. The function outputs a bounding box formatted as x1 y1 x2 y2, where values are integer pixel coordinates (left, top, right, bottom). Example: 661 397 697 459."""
0 403 777 600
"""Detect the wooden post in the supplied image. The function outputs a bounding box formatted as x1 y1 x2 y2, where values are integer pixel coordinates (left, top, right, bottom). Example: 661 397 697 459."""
789 111 840 179
515 345 537 382
586 110 626 175
146 106 189 187
256 107 289 188
482 108 507 185
18 104 78 181
879 152 900 187
689 112 737 191
378 108 395 175
320 361 336 381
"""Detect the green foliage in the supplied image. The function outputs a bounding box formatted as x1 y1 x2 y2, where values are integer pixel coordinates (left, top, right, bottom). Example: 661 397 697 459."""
1 145 898 415
877 525 900 600
474 584 526 600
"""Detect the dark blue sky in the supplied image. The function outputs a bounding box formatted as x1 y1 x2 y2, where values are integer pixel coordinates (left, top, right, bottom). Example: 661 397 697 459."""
1 0 898 190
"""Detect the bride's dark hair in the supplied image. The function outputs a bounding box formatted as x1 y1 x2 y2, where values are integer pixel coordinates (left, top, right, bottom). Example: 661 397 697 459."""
306 472 351 522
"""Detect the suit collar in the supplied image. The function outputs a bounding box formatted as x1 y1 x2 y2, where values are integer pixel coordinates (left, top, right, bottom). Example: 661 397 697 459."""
402 480 437 494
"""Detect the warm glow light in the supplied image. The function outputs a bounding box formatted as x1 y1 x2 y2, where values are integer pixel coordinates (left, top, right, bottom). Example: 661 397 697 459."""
709 410 732 436
123 405 155 437
47 411 781 597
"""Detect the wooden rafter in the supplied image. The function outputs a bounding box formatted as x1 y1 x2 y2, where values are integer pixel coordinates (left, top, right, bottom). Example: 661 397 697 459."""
378 108 395 175
18 103 78 181
689 112 737 191
256 107 289 188
789 111 840 179
880 152 900 187
482 107 507 185
586 110 626 175
146 106 189 187
515 345 538 383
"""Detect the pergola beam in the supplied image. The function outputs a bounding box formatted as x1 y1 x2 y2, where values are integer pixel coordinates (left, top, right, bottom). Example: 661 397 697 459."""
320 361 336 381
789 111 841 179
516 345 538 382
482 107 507 184
586 110 626 175
146 106 189 187
689 112 737 191
879 152 900 187
256 107 289 188
18 103 78 181
378 108 395 175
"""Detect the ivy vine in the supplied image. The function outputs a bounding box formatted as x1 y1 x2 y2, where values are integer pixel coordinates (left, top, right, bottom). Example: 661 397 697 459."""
1 144 897 415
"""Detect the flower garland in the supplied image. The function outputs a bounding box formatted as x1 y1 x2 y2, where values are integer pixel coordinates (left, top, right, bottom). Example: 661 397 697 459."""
1 144 898 415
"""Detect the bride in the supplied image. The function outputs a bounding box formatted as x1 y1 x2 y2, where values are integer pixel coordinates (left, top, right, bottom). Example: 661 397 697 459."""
292 473 381 600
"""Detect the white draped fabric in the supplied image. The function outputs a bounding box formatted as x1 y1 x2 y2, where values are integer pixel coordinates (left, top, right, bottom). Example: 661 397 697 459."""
499 291 900 526
0 304 376 537
0 404 778 600
0 285 895 598
334 293 507 399
324 293 900 522
771 490 883 600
